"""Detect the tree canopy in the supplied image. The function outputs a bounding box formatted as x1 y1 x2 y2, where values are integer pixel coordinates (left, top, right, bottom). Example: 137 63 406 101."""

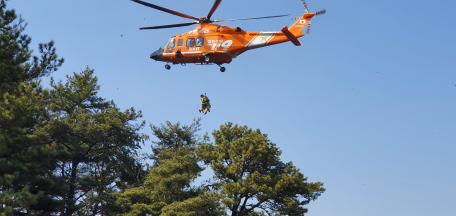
0 3 147 215
0 2 63 214
115 119 224 216
200 123 325 216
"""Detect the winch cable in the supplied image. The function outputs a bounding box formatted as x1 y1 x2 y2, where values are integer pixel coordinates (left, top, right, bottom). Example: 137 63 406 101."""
205 64 208 94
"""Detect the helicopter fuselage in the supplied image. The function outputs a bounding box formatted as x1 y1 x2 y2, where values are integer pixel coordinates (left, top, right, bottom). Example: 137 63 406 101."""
132 0 325 71
150 20 309 66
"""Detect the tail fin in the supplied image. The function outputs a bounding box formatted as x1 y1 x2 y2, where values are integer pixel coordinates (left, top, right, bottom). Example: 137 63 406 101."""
288 15 311 37
288 0 326 36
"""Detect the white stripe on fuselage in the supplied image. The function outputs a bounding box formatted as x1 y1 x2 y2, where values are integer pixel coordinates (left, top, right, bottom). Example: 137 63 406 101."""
163 51 202 55
246 33 259 47
265 32 276 45
247 31 278 49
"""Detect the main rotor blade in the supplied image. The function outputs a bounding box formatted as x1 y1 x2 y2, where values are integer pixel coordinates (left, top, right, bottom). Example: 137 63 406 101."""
131 0 199 21
207 0 222 20
139 22 198 30
212 14 290 22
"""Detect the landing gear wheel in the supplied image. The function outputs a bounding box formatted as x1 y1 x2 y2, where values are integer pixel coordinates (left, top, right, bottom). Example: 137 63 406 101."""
220 67 226 72
165 64 171 70
205 56 211 62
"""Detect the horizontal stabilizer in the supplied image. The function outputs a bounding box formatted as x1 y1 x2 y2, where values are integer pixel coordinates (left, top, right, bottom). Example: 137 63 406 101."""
281 26 302 46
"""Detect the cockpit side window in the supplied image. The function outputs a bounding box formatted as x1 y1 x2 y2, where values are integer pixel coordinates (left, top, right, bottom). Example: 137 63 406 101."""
167 38 175 49
186 38 195 47
196 38 204 47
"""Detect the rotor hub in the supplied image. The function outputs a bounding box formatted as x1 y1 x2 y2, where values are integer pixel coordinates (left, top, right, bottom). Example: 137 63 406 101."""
199 17 212 23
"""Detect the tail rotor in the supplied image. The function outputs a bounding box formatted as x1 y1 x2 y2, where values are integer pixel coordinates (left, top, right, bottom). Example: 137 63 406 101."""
300 0 309 13
307 9 325 34
307 21 311 34
315 9 326 15
296 1 326 34
290 0 326 35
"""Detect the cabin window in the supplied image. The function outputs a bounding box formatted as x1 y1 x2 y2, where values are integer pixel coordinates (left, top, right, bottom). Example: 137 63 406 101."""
167 38 175 49
217 26 221 32
196 38 204 47
177 39 183 46
186 38 195 47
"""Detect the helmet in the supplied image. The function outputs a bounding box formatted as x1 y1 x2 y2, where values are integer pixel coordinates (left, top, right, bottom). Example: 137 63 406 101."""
200 94 204 97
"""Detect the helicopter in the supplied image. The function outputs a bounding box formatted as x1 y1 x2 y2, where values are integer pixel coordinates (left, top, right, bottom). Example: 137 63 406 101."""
132 0 325 72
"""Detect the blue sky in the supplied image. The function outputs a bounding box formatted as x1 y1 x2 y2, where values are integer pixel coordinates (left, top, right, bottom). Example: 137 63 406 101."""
9 0 455 215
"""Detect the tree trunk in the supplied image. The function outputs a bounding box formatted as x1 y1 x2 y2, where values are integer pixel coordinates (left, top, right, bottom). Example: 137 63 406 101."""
65 161 79 215
100 160 104 216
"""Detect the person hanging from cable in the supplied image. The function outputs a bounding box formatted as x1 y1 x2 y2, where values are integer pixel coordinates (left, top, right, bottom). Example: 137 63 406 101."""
199 94 211 114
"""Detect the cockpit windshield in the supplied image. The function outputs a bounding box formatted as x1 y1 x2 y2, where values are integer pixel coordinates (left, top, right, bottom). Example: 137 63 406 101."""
167 38 175 49
160 41 168 49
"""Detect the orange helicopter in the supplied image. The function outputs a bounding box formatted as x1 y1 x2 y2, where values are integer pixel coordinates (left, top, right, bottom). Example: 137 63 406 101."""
132 0 325 72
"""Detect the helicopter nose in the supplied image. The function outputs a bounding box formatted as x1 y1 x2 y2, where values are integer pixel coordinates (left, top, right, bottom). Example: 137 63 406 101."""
150 48 163 61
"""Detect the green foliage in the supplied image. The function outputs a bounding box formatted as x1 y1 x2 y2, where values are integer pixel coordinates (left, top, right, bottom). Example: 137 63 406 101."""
161 192 224 216
0 2 63 93
149 118 203 166
44 68 149 215
0 2 63 215
115 119 224 216
0 3 147 214
200 123 325 216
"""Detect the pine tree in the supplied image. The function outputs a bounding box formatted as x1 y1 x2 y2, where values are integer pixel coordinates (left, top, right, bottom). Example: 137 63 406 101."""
1 2 152 215
44 68 148 215
200 123 326 216
78 151 149 216
0 1 63 214
115 119 224 216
